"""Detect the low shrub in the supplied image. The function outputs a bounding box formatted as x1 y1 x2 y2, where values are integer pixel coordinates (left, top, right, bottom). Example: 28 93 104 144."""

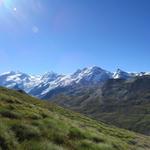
0 110 21 119
0 123 18 150
50 132 67 145
21 140 64 150
11 124 41 142
68 127 86 140
92 136 105 143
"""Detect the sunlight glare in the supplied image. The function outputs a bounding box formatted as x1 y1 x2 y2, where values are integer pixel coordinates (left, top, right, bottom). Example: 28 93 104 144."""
1 0 12 9
13 7 16 11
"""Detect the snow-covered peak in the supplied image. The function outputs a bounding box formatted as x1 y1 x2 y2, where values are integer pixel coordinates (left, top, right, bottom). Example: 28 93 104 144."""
113 69 131 79
0 71 41 92
41 71 62 83
72 66 108 77
71 66 112 84
42 71 58 79
0 67 150 98
133 72 150 77
144 72 150 75
0 71 20 76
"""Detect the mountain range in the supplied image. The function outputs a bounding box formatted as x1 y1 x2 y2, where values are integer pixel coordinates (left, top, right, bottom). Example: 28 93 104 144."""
0 66 150 135
0 67 149 98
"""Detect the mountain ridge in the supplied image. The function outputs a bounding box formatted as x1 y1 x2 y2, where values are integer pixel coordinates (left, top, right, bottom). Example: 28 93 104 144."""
0 67 150 136
0 66 150 98
50 75 150 135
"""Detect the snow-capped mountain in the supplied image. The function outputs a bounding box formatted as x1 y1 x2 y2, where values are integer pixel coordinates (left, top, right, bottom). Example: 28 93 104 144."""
41 72 61 83
113 69 150 79
28 67 112 98
0 71 41 92
113 69 133 79
70 66 112 85
0 67 149 98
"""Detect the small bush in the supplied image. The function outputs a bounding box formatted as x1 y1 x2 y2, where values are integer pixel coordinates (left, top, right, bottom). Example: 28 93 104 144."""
78 140 114 150
68 127 86 140
92 136 105 143
51 132 67 145
21 140 64 150
0 123 18 150
40 112 49 118
11 124 41 142
28 114 42 120
0 110 21 119
77 140 99 150
0 136 9 150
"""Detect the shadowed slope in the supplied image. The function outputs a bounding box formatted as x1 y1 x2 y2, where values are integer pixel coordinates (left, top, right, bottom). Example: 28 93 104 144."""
51 76 150 135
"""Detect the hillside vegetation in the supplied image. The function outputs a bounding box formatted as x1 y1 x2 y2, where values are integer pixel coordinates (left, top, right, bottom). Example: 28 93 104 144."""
0 87 150 150
51 76 150 135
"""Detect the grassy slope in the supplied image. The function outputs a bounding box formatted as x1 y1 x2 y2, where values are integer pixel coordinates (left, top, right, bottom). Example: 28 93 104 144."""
0 87 150 150
51 76 150 135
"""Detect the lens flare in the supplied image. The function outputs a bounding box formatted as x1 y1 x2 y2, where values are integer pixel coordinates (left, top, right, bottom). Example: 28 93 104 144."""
4 0 12 9
13 7 16 11
0 0 12 9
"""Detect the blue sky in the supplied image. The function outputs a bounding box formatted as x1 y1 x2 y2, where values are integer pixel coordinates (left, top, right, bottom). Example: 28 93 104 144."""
0 0 150 74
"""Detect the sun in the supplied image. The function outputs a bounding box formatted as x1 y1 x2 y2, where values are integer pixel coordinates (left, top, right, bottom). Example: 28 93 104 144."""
13 7 16 11
0 0 18 13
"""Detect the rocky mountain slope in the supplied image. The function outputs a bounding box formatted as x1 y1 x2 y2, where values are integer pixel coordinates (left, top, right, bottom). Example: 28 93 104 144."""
1 87 150 150
0 67 150 136
51 75 150 135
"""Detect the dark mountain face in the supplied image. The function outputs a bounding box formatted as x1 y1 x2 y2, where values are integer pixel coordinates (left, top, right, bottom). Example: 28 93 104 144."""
50 76 150 135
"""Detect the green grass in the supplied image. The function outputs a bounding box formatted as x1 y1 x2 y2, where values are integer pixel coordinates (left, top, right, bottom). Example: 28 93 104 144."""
0 87 150 150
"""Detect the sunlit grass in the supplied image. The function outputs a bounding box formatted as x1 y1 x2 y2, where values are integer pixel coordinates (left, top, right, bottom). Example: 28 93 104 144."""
0 87 150 150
